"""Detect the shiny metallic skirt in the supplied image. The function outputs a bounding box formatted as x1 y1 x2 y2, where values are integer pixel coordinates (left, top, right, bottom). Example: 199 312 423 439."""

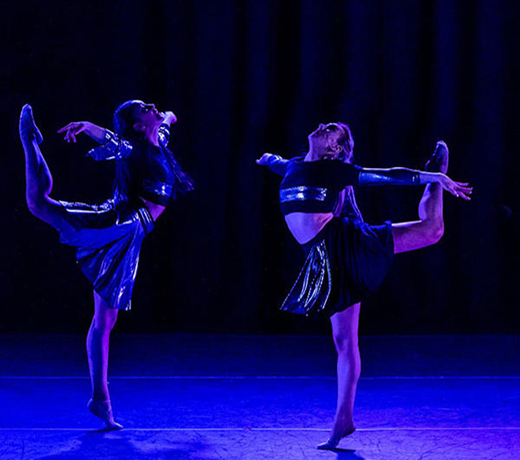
280 217 394 317
58 199 154 311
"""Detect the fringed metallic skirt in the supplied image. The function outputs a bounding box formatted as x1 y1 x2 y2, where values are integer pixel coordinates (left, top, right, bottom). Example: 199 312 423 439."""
58 199 154 311
280 217 394 317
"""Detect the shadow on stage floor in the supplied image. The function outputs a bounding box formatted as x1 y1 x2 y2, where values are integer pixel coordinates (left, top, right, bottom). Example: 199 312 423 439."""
0 334 519 459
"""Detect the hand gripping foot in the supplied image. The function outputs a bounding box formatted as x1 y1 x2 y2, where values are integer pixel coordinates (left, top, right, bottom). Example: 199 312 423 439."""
87 399 123 431
19 104 44 145
425 140 449 174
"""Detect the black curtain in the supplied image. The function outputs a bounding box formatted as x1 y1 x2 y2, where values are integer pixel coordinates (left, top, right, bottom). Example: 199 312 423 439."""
2 0 518 334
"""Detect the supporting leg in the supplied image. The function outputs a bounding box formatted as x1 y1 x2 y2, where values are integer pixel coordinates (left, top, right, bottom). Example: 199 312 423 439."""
86 291 122 430
19 104 73 233
392 142 448 254
318 303 361 450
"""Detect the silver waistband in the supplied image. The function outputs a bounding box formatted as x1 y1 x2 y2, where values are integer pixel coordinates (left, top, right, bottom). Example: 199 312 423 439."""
280 186 328 203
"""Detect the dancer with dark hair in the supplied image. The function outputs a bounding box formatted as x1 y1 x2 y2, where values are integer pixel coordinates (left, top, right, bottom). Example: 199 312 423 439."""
257 122 471 450
19 101 193 429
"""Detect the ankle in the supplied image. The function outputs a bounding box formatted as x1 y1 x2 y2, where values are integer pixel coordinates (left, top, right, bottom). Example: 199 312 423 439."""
91 394 110 404
332 415 355 429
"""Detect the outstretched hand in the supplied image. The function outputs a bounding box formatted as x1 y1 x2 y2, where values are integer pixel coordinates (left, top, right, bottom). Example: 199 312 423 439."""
57 121 92 143
256 153 275 166
437 174 473 200
162 111 177 125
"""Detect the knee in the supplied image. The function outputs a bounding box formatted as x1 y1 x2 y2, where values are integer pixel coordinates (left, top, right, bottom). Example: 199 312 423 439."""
333 334 359 356
91 315 118 335
333 335 361 377
26 193 47 218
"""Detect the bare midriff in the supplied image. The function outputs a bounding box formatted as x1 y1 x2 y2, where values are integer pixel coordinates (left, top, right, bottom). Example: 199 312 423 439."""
140 197 166 221
285 212 334 245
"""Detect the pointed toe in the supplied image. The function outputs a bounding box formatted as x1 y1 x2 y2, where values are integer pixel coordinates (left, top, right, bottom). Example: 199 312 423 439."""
88 399 123 430
19 104 44 144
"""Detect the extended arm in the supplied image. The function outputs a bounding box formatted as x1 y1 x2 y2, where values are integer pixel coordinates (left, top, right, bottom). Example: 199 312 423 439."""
359 167 423 185
58 121 108 144
359 167 472 200
57 121 133 161
256 153 289 176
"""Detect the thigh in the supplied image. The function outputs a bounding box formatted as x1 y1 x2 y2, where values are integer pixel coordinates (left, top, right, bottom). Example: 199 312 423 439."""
34 196 77 234
391 220 429 254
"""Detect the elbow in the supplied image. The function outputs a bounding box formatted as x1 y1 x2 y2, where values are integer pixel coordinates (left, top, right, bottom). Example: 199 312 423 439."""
26 194 46 219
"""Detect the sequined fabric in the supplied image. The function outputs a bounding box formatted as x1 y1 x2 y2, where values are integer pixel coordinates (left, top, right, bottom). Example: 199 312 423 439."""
141 180 173 200
277 158 361 215
281 217 394 317
358 169 421 185
280 240 332 316
58 200 154 310
87 131 133 161
279 186 328 204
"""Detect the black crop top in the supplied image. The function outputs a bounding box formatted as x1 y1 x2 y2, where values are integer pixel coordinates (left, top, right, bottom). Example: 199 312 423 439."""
88 124 191 206
267 156 362 215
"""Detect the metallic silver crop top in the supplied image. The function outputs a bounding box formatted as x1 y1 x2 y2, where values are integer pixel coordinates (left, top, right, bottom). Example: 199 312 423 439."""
266 156 361 215
266 155 421 215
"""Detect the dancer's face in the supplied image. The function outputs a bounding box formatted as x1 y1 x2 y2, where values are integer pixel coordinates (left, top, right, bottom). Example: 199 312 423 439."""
131 101 165 135
307 123 346 161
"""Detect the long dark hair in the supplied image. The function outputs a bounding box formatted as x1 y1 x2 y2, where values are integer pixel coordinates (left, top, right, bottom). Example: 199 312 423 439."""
113 100 142 141
333 122 363 220
113 100 194 198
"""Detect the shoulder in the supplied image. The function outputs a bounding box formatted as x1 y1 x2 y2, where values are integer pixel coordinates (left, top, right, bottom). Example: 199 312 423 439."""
287 155 306 167
319 161 362 186
337 161 362 172
282 155 304 171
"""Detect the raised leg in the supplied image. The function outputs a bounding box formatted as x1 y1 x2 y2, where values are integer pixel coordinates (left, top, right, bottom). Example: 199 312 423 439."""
392 141 449 254
318 302 361 450
86 290 122 430
19 104 73 233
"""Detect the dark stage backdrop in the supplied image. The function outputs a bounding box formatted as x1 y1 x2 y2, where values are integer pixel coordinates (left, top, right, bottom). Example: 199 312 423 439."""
2 0 518 334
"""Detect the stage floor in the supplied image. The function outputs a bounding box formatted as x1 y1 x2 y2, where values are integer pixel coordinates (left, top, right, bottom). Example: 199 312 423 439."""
1 334 519 459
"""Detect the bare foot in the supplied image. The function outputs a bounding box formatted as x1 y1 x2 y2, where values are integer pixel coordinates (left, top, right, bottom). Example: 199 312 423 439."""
425 140 449 174
317 425 356 450
87 398 123 431
19 104 44 145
